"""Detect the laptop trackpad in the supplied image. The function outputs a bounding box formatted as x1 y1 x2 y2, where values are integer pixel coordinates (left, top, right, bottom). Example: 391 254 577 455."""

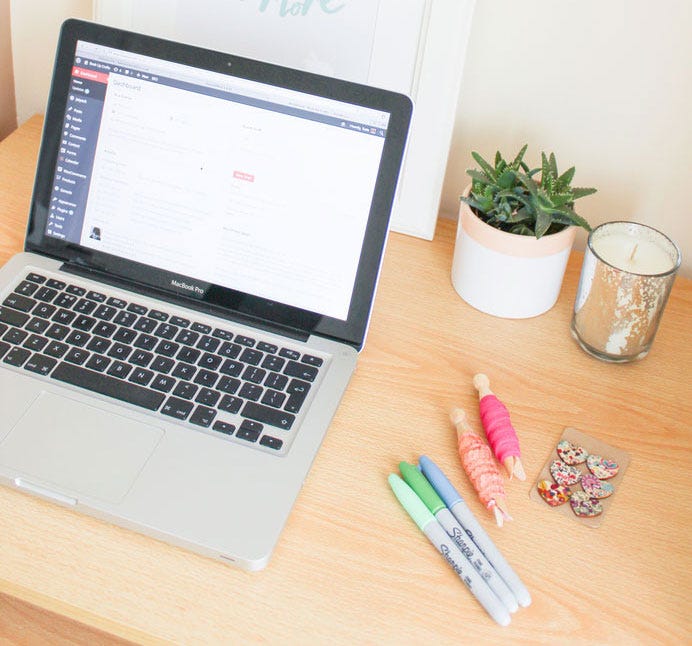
0 391 164 504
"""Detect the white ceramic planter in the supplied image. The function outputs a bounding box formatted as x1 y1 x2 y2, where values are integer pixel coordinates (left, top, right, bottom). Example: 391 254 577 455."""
451 189 576 318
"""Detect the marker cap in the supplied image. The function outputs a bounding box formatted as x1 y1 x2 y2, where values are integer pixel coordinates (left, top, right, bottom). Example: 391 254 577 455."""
419 455 463 508
388 474 434 531
399 461 445 515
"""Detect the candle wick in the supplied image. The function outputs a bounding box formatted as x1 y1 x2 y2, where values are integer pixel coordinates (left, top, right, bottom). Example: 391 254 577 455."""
629 244 639 262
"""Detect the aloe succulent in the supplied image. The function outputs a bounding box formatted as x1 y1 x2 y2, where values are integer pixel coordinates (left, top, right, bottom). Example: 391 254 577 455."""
460 145 596 239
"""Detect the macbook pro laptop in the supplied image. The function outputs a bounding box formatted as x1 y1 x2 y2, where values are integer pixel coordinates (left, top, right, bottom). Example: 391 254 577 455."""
0 19 411 569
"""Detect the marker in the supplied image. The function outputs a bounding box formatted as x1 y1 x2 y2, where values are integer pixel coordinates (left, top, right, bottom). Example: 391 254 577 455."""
399 461 518 614
419 455 531 608
388 474 511 626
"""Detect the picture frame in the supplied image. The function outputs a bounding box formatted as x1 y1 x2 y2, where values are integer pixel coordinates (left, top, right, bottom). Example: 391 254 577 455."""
93 0 476 239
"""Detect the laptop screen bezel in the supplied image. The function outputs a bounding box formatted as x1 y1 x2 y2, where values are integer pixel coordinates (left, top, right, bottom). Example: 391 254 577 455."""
25 19 412 350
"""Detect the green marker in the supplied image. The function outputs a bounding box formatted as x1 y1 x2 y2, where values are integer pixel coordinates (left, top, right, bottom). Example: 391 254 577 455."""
399 462 518 614
388 473 511 627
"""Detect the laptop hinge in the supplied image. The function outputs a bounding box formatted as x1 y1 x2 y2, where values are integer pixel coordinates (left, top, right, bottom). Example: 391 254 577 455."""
60 262 311 343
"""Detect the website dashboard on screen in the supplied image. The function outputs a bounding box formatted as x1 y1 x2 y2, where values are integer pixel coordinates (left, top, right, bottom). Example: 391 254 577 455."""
46 40 390 321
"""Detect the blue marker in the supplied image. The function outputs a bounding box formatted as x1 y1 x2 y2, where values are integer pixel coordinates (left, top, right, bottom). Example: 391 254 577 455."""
419 455 532 608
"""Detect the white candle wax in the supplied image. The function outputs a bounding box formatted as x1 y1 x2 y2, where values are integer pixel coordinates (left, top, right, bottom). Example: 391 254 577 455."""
592 232 675 275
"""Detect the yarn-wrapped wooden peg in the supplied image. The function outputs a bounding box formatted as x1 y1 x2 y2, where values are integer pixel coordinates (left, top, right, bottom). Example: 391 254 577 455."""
473 373 526 481
450 407 512 527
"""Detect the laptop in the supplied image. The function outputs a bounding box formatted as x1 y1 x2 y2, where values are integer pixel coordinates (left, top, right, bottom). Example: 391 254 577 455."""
0 19 411 569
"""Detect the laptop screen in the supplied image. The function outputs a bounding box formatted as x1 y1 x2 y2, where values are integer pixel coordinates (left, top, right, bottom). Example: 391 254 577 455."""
26 20 412 348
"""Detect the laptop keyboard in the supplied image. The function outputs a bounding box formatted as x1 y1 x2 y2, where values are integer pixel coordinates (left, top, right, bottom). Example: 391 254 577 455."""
0 271 326 454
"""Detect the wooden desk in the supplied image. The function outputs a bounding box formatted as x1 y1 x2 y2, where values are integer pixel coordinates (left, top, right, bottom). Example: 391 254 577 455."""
1 116 691 644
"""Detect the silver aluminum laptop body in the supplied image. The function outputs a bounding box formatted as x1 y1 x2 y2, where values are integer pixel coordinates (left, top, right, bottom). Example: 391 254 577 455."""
0 19 411 569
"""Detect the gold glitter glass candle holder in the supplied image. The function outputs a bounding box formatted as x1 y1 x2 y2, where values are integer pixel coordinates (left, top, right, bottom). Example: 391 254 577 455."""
570 221 681 362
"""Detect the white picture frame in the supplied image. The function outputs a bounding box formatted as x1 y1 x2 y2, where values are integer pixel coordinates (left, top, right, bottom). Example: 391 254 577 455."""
93 0 476 239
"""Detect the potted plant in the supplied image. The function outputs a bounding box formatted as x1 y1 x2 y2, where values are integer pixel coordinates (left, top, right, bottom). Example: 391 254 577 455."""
451 145 596 318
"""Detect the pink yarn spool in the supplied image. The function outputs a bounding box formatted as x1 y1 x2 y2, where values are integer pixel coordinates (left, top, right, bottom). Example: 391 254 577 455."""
479 395 521 465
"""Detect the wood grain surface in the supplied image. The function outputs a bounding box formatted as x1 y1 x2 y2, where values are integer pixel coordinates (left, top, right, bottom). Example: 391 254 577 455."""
0 117 690 644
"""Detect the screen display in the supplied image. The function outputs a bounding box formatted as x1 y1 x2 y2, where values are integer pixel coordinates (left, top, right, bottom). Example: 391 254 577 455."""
47 40 390 321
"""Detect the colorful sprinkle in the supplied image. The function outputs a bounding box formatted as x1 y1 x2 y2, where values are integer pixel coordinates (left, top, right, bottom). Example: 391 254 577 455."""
586 454 619 480
550 460 582 486
537 480 572 506
570 491 603 517
556 439 589 465
581 474 615 499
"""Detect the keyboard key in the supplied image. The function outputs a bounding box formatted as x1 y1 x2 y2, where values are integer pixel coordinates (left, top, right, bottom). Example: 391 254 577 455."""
189 405 216 428
113 310 137 327
3 293 35 312
107 361 132 379
260 435 283 451
151 374 176 393
46 323 69 340
302 354 324 367
172 362 196 380
127 303 147 315
177 346 200 364
23 334 48 352
65 330 91 347
261 389 286 409
46 278 66 290
170 316 190 328
65 347 90 365
26 317 50 334
242 401 295 430
220 359 243 377
198 352 222 370
212 420 235 435
239 348 262 365
257 342 278 354
212 328 233 341
284 360 318 382
34 287 58 302
279 348 300 361
154 322 178 339
218 394 242 414
65 285 86 296
190 322 211 334
172 381 198 400
238 382 262 401
262 355 285 372
93 304 117 321
151 356 175 374
73 315 96 331
93 321 117 338
4 346 31 367
106 297 127 309
74 298 97 314
4 328 28 345
129 368 154 386
85 354 111 372
134 317 157 333
219 342 241 359
176 329 199 346
193 369 218 388
161 396 194 420
113 327 137 344
24 354 58 375
195 388 220 406
53 362 164 411
86 290 106 302
0 306 30 327
196 335 220 352
134 333 158 350
217 376 240 394
53 293 77 308
242 366 266 384
131 349 154 367
14 280 39 296
236 419 262 442
0 341 11 359
33 303 56 319
26 273 46 284
107 343 132 361
265 372 288 391
154 339 179 356
44 341 68 358
86 337 111 354
53 308 76 325
234 335 255 347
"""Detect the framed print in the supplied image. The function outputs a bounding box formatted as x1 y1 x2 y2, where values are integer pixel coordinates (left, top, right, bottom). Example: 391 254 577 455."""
94 0 476 239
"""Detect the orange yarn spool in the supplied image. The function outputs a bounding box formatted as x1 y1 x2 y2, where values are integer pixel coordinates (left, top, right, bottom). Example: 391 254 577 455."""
450 408 511 526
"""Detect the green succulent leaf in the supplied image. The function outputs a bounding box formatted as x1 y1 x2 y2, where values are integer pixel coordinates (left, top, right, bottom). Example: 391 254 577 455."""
471 151 497 181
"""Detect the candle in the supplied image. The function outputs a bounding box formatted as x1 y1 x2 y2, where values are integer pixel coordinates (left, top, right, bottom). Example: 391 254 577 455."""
571 222 681 362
